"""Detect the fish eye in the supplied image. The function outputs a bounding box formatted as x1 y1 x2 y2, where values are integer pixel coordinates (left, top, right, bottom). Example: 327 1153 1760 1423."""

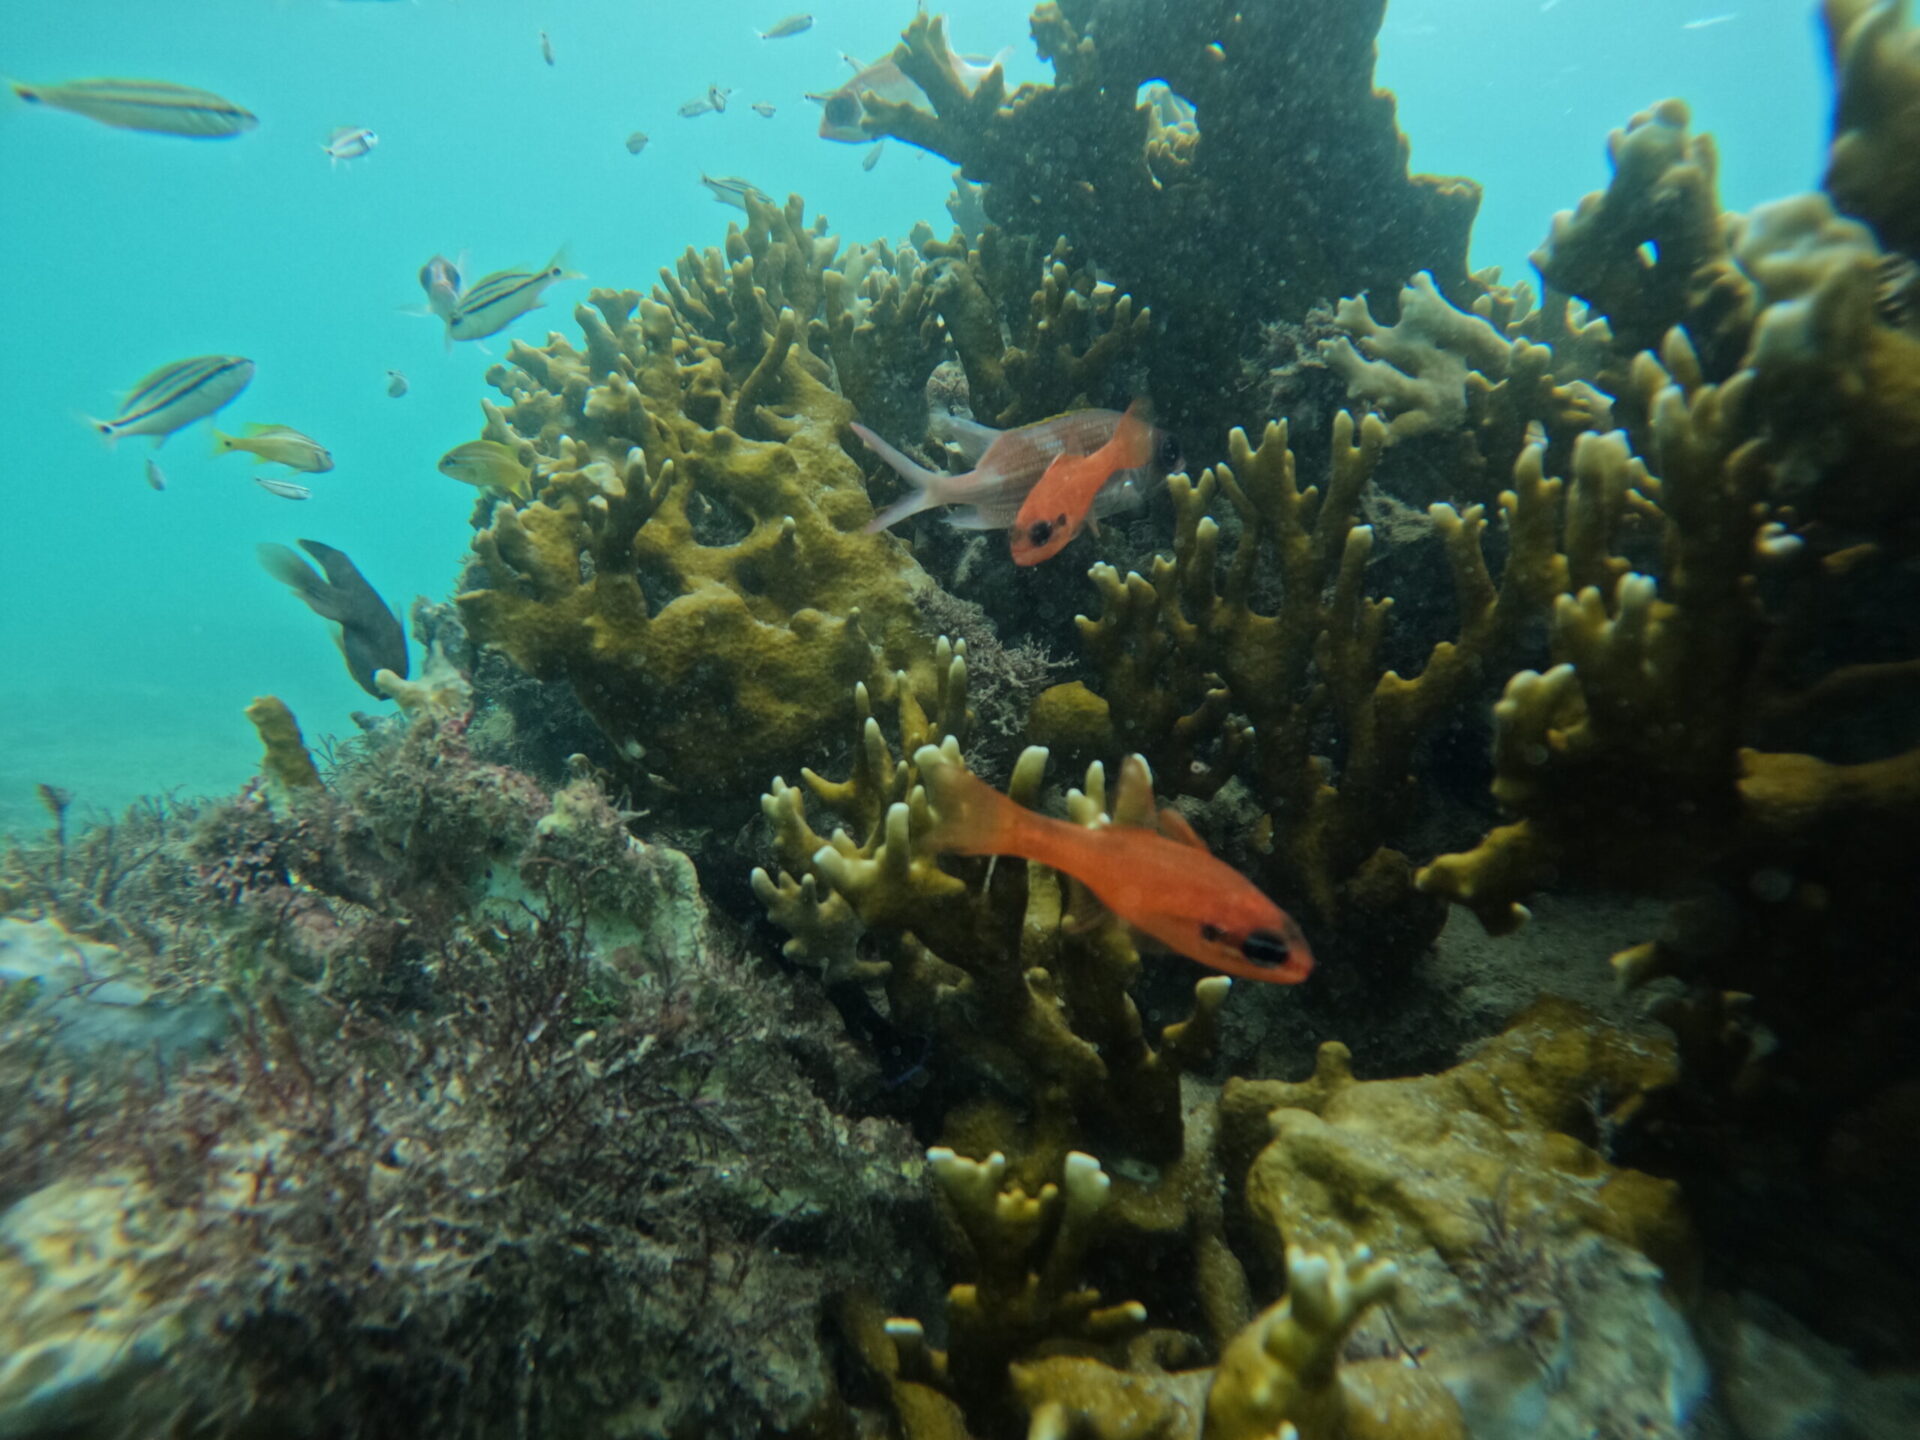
1026 518 1053 545
1240 929 1292 968
1199 923 1224 943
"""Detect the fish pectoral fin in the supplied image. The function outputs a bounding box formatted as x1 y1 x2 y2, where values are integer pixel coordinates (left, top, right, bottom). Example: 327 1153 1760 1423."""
1060 879 1111 935
1156 806 1212 853
1086 514 1101 537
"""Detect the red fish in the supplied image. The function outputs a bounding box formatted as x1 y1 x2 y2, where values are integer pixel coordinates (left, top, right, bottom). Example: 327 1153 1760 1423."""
1010 400 1160 566
915 748 1313 984
854 408 1147 533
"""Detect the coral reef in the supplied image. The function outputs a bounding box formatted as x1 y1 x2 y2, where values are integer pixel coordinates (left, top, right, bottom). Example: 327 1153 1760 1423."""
456 196 944 815
454 193 1163 818
828 1003 1690 1440
858 1 1482 441
1320 271 1616 503
1415 98 1920 1358
1072 408 1580 972
754 661 1232 1170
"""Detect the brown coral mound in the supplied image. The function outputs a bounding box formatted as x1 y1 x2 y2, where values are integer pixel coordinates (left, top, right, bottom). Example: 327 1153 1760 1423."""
454 198 942 811
860 0 1480 440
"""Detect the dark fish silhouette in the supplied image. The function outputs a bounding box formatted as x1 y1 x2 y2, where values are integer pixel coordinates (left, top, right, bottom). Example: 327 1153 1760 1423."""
258 539 408 697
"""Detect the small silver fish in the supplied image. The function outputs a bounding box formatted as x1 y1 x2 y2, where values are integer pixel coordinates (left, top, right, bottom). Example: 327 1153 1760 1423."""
751 102 776 118
322 125 378 168
145 457 167 492
708 85 731 113
10 76 257 138
700 172 770 210
540 30 556 65
93 355 254 449
678 95 715 118
862 140 884 171
417 253 462 324
387 370 408 398
758 13 813 40
254 477 312 500
625 129 650 154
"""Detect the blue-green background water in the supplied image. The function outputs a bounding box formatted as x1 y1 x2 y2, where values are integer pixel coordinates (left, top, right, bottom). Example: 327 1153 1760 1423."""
0 0 1824 835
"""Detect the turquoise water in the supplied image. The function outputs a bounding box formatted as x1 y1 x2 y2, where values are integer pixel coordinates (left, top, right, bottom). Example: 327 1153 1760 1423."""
0 0 1824 836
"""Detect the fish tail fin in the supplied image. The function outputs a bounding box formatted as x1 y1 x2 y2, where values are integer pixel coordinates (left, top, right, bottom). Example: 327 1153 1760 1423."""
914 748 1021 858
257 542 327 608
851 422 947 531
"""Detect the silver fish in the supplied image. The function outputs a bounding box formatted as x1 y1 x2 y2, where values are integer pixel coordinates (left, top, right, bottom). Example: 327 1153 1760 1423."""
93 355 254 449
862 140 884 171
254 477 312 500
678 95 715 118
751 102 776 118
417 252 462 323
10 76 257 138
540 30 556 65
625 129 650 154
708 85 732 113
447 250 578 342
387 370 409 398
322 125 378 167
758 13 813 39
700 172 770 210
856 408 1143 532
144 457 167 492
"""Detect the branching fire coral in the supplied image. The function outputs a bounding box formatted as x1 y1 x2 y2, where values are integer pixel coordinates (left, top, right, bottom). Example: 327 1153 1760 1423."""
1074 407 1588 968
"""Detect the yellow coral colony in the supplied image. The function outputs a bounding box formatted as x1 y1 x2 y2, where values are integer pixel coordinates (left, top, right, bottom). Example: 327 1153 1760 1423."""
456 196 942 804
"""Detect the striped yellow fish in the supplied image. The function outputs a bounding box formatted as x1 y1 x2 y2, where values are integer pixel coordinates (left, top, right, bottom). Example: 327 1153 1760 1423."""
93 355 255 448
10 77 257 138
446 250 578 343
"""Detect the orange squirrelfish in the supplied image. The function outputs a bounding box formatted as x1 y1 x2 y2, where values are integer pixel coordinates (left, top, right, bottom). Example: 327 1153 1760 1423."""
1010 400 1161 565
854 408 1147 533
915 747 1314 984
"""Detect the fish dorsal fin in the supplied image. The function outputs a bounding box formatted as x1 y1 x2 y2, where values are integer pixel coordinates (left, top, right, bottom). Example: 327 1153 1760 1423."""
1157 807 1211 852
